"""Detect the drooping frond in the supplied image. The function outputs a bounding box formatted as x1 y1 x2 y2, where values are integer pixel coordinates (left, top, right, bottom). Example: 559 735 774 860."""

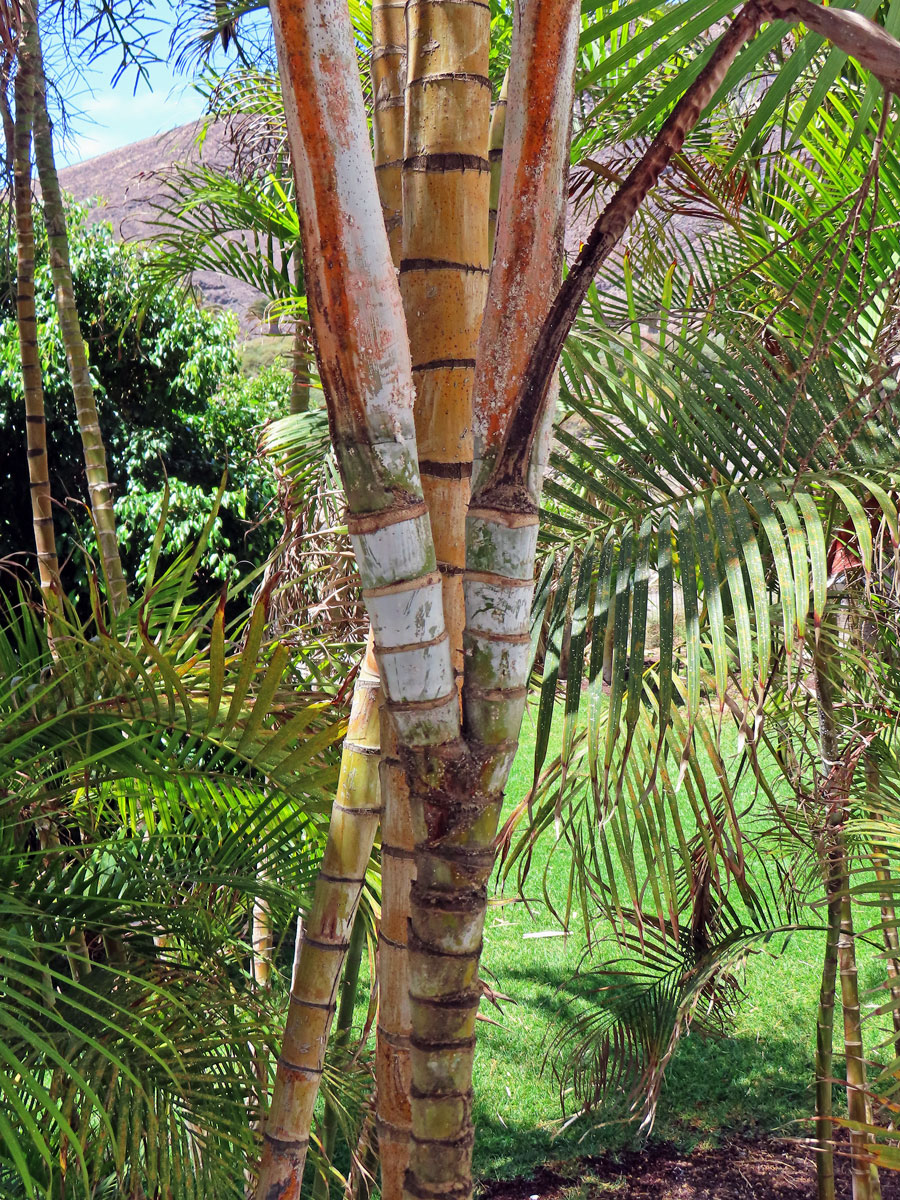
0 563 348 1195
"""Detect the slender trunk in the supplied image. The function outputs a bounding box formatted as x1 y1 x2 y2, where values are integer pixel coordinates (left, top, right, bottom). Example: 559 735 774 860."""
270 12 463 1200
250 883 273 1153
256 645 382 1198
369 5 413 1191
289 246 310 414
397 7 579 1200
816 844 841 1200
371 0 405 263
31 50 127 612
267 7 900 1200
252 892 274 989
488 70 508 259
374 706 415 1198
260 3 407 1186
874 855 900 1061
816 648 880 1200
313 907 367 1200
12 2 59 604
288 326 310 414
840 891 878 1200
866 757 900 1062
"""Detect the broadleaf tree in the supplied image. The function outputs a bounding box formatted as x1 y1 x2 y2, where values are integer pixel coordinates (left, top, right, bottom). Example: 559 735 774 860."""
255 3 900 1199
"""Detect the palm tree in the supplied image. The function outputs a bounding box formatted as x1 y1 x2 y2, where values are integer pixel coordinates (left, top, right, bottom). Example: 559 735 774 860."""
0 544 351 1197
30 30 128 612
502 71 900 1197
3 0 59 609
259 3 900 1200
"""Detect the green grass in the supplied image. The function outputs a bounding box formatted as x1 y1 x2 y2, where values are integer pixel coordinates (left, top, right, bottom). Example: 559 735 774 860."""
467 706 885 1184
331 703 894 1190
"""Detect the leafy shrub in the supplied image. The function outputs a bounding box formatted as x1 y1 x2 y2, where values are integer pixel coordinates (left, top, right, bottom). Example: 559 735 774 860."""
0 201 286 599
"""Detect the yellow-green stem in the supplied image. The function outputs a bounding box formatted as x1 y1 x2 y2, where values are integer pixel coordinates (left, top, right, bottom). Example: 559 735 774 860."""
313 906 368 1200
13 1 60 606
816 846 840 1200
256 647 382 1200
488 70 508 259
32 48 127 612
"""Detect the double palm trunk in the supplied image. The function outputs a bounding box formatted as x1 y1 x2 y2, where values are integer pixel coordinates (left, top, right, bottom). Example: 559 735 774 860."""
30 51 127 613
11 0 59 606
267 5 578 1200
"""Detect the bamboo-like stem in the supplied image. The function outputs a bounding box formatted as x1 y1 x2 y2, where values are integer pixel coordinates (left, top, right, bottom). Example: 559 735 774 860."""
288 329 311 414
374 704 415 1200
376 4 491 1192
256 645 383 1199
31 48 127 613
268 6 900 1200
840 891 878 1200
816 646 880 1200
313 906 367 1200
865 757 900 1062
394 8 580 1200
270 11 463 1200
370 2 413 1191
400 0 489 678
488 70 508 259
371 0 405 263
12 1 60 605
289 246 311 415
816 840 841 1200
264 0 408 1180
252 892 274 989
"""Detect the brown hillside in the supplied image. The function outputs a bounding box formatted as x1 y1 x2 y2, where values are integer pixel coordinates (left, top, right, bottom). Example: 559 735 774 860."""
58 121 267 332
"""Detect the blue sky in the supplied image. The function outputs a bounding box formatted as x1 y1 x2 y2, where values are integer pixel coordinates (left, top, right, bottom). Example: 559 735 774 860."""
56 54 204 168
46 7 274 168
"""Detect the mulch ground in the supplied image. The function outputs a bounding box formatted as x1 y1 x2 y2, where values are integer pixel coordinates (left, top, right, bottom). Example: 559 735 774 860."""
480 1138 900 1199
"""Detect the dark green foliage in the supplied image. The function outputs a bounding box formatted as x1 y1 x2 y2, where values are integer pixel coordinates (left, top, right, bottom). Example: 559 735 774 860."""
0 561 353 1198
0 201 286 600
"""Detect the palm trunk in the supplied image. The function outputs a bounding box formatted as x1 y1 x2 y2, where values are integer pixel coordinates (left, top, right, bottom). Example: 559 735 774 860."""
12 1 59 604
866 758 900 1062
256 644 382 1198
816 648 879 1200
288 327 311 414
270 14 463 1200
375 4 491 1192
31 48 127 613
371 0 405 263
374 707 416 1199
488 71 508 259
313 906 367 1200
259 7 407 1187
840 891 879 1200
369 5 414 1192
399 7 580 1198
252 892 274 989
816 841 841 1200
289 246 311 415
268 5 900 1200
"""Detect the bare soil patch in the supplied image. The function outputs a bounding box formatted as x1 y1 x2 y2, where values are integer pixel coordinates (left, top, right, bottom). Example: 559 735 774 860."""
480 1138 900 1199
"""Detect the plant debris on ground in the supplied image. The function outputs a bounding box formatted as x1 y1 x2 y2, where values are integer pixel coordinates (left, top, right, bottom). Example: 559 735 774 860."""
479 1137 900 1200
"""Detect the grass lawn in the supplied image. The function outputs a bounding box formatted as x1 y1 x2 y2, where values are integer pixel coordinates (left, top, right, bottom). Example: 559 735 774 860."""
467 705 887 1185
